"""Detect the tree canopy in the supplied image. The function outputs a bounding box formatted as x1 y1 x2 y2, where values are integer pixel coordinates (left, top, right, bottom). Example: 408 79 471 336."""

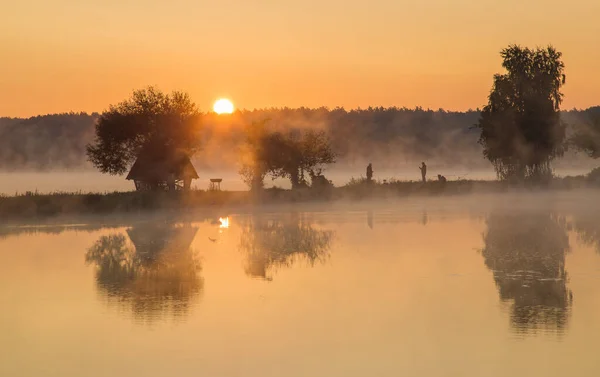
239 120 336 190
570 107 600 158
265 129 336 188
86 87 201 175
238 120 271 191
476 45 566 181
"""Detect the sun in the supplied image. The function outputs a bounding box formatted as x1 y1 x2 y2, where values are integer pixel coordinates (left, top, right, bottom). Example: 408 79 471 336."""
213 98 234 114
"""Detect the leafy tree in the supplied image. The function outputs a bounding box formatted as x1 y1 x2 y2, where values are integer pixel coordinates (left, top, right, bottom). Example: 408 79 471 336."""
86 87 201 175
264 129 336 189
476 45 567 181
238 120 270 191
239 121 336 190
570 107 600 158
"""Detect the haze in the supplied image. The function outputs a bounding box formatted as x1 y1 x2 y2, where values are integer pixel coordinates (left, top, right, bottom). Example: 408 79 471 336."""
2 0 600 117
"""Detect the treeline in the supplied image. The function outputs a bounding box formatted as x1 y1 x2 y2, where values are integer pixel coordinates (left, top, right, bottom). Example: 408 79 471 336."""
0 112 98 170
1 107 598 172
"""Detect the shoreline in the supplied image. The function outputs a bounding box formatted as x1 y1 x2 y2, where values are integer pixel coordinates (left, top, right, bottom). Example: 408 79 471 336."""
0 176 597 224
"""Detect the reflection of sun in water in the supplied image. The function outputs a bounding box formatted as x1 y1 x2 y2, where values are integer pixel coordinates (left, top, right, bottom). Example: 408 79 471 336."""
219 217 229 229
213 99 234 114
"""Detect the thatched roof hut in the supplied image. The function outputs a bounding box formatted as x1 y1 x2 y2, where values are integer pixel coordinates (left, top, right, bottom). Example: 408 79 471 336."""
126 150 199 191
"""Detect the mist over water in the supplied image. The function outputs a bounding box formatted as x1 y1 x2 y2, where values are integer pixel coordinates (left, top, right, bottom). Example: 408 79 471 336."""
1 108 598 193
1 164 595 195
2 192 600 376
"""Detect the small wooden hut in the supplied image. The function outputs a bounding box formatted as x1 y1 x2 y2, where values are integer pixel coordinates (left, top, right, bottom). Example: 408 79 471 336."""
126 150 199 191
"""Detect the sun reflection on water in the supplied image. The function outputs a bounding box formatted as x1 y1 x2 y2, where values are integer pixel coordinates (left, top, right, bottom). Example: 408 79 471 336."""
219 217 229 229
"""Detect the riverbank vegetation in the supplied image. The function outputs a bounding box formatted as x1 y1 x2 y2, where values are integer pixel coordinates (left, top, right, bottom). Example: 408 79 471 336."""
2 174 599 221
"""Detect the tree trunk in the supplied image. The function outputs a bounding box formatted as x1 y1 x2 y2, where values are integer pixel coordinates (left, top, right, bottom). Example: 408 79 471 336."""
289 167 301 189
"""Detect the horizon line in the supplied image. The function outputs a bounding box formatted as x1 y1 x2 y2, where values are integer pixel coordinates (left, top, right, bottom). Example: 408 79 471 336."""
3 105 600 120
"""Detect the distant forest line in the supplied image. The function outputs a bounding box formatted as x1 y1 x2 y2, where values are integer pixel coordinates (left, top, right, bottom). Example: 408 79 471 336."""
1 107 599 173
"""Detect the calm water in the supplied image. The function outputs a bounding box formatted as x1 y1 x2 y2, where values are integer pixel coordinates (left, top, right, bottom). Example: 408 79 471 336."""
2 194 600 376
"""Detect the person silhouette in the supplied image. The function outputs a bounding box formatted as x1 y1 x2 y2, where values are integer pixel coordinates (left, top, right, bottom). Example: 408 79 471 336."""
419 162 427 182
366 163 373 183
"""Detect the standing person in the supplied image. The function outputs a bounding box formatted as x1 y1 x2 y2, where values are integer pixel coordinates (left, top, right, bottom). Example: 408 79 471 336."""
419 162 427 182
366 163 373 183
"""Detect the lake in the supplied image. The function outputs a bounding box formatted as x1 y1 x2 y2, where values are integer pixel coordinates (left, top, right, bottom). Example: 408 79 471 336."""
2 193 600 376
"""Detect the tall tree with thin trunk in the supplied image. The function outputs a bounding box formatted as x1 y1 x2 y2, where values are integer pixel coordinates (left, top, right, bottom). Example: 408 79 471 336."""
476 45 566 182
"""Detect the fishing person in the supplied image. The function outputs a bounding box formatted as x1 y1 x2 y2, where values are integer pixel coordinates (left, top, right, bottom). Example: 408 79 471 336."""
419 162 427 182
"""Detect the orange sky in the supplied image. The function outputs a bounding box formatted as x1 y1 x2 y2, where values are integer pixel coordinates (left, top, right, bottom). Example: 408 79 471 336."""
1 0 599 117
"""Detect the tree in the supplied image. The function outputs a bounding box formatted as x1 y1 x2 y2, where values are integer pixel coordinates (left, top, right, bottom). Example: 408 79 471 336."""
86 87 201 175
238 120 270 191
265 129 336 189
239 121 336 190
570 107 600 158
476 45 566 181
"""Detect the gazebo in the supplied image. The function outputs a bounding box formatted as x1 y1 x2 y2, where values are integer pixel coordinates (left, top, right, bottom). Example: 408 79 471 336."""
126 150 199 191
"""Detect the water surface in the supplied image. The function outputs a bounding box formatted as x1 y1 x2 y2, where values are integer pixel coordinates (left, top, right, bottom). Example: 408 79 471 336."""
2 197 600 376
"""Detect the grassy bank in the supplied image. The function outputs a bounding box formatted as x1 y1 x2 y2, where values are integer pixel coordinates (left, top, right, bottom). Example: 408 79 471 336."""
0 175 595 222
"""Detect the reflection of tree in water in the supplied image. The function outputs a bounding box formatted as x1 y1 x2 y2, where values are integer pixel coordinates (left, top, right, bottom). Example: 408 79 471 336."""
571 213 600 253
239 214 334 280
85 223 202 323
481 212 572 333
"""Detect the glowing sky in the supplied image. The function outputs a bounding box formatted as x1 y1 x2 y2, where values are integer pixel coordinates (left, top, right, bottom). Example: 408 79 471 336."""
1 0 599 116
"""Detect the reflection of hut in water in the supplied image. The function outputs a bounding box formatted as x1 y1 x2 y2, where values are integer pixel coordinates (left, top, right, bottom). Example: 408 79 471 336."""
239 215 334 280
481 212 572 333
85 223 201 323
126 149 199 191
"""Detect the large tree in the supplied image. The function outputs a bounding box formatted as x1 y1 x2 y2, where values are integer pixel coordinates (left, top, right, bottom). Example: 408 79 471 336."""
570 107 600 158
238 120 271 191
86 87 201 175
476 45 566 181
239 121 336 190
266 129 336 189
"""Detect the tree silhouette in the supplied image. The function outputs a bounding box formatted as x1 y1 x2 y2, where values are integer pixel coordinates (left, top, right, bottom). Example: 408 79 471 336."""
239 120 336 190
476 45 566 181
238 120 270 191
86 87 201 175
85 223 202 323
238 214 334 280
9 106 600 174
481 211 572 333
266 129 336 189
570 107 600 159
